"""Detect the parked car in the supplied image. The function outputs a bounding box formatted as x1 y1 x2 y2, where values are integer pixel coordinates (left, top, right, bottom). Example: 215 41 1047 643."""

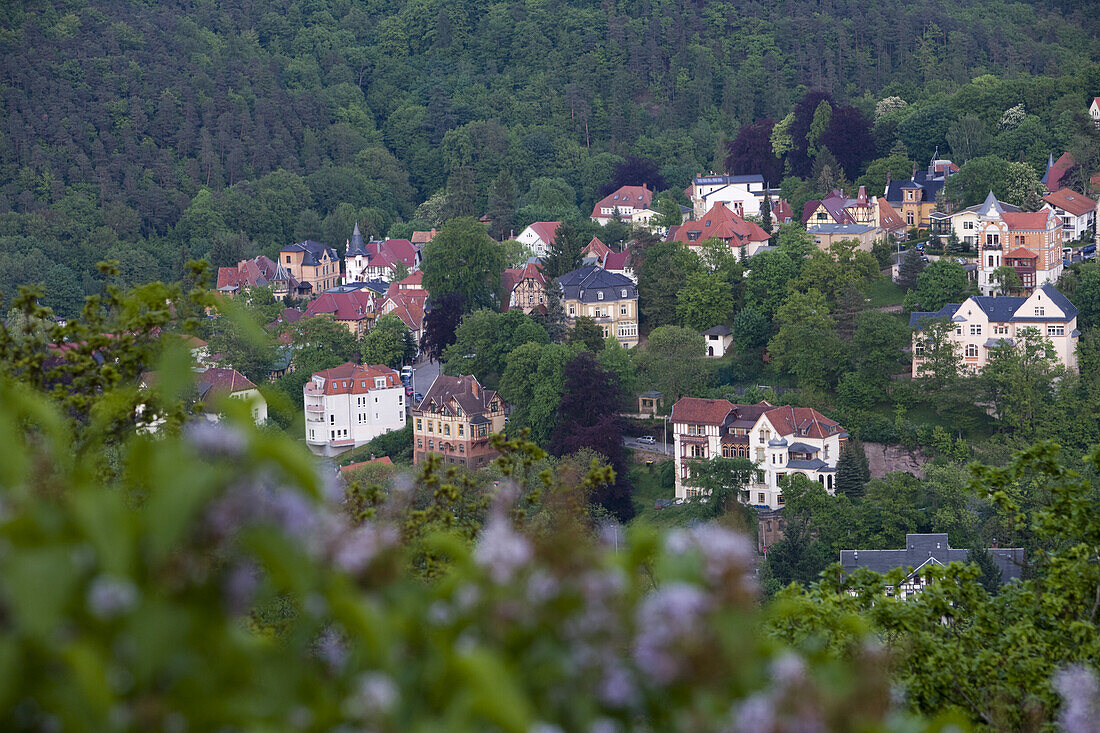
1083 244 1096 258
400 366 413 378
413 392 423 403
405 386 413 396
636 435 656 445
654 499 675 510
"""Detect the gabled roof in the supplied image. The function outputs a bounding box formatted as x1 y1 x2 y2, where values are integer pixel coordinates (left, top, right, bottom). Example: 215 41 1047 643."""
417 374 502 417
591 185 654 219
672 202 771 246
763 405 843 439
200 367 257 399
840 533 1024 582
304 290 376 322
703 325 732 336
312 362 400 394
340 456 394 475
1042 188 1096 217
501 261 548 307
603 249 632 272
384 295 426 332
1002 211 1052 231
693 173 765 186
1005 247 1037 260
583 236 613 259
802 190 856 225
411 229 438 244
911 284 1079 327
281 240 338 266
877 198 905 232
909 304 959 329
525 221 561 244
670 397 734 425
772 198 793 223
1043 153 1075 191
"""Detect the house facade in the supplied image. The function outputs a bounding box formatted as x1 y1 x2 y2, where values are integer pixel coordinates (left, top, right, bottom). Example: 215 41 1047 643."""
1090 97 1100 129
303 363 405 457
516 221 561 258
344 224 419 283
590 184 655 226
672 201 772 258
412 374 507 468
883 160 957 228
687 173 768 219
302 290 377 338
671 398 846 510
802 186 903 248
910 284 1080 376
558 265 639 348
1042 188 1096 243
703 325 733 357
198 367 268 424
279 240 340 296
840 534 1024 598
501 260 549 314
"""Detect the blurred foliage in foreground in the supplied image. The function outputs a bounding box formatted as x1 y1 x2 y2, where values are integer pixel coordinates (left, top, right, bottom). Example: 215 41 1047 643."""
0 277 1098 731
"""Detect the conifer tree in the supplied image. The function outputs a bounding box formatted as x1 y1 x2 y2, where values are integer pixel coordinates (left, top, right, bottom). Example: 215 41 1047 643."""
835 439 867 499
543 222 586 279
486 170 516 241
760 188 773 237
897 246 926 292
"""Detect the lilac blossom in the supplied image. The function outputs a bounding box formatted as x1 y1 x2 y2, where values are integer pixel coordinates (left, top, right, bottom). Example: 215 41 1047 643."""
184 420 246 459
474 515 533 584
344 672 399 719
314 627 348 673
1054 665 1100 733
666 524 755 587
632 583 710 685
223 560 259 615
86 575 139 620
332 523 399 575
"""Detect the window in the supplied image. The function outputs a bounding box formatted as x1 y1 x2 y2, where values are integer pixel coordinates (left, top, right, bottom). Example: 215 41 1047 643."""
416 418 422 431
906 212 914 225
956 326 962 335
690 444 706 458
597 291 604 300
816 212 827 220
286 256 291 263
777 493 785 506
994 325 1009 335
914 340 925 357
621 289 628 298
568 306 575 316
823 445 829 460
1048 325 1065 336
329 414 335 425
427 421 433 433
970 324 982 335
757 492 765 504
428 440 434 450
1034 306 1045 316
986 234 1000 245
620 304 628 315
444 424 450 436
964 221 974 230
458 424 464 437
988 255 995 267
966 344 978 357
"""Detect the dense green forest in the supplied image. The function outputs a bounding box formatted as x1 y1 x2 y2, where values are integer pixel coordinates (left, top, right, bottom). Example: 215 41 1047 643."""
2 0 1100 315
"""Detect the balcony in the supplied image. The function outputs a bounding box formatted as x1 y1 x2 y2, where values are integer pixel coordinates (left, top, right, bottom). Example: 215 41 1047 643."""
305 403 324 412
330 438 354 447
304 383 324 396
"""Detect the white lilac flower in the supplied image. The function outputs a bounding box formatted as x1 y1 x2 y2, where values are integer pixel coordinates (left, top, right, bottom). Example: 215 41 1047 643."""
333 524 399 574
526 570 560 604
474 515 533 584
769 652 807 688
1053 665 1100 733
666 524 754 585
314 627 348 672
86 575 139 620
344 672 399 719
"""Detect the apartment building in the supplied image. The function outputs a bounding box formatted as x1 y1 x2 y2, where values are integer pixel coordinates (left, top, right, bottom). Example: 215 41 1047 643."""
670 398 846 510
558 265 639 348
412 375 507 468
304 363 405 457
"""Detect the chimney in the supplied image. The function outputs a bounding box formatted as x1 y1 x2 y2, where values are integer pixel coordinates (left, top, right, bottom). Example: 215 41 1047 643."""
912 163 917 180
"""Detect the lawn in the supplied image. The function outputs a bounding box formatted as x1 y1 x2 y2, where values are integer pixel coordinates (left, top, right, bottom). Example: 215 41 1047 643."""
864 277 906 308
627 460 699 529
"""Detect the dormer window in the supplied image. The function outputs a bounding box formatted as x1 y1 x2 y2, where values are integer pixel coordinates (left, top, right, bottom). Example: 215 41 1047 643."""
621 289 628 298
597 291 604 300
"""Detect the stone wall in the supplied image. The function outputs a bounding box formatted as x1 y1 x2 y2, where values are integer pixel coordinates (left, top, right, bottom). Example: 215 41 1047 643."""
863 441 929 479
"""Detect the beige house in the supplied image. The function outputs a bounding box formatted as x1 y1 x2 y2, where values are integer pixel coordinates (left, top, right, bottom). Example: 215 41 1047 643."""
279 240 340 296
412 375 508 468
557 265 639 348
910 283 1079 376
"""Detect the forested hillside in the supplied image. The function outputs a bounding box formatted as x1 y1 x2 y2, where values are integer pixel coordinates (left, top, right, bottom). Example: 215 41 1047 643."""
2 0 1099 314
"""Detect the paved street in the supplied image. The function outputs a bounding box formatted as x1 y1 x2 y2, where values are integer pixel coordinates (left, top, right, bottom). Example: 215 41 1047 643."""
410 358 440 399
623 435 672 456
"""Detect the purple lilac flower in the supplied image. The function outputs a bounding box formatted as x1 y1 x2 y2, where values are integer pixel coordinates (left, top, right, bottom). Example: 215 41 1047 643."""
223 560 259 614
332 524 399 574
667 524 754 586
314 627 348 673
344 672 399 719
632 583 710 685
1053 665 1100 733
87 575 139 620
598 661 638 708
474 515 533 584
184 420 246 458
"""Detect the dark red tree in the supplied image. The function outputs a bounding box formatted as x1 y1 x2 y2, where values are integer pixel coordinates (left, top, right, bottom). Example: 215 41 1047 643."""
598 155 667 197
724 119 782 183
550 352 635 521
420 292 466 362
819 105 874 180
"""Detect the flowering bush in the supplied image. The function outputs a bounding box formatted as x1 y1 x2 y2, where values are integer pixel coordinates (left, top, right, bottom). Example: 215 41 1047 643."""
0 371 932 732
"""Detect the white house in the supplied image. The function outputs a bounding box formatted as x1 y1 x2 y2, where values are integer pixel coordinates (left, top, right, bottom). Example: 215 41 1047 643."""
910 283 1080 376
344 224 419 283
304 362 406 457
198 367 268 424
1042 188 1096 243
687 173 769 219
590 185 656 228
516 221 561 258
702 325 733 357
671 398 846 510
1090 97 1100 129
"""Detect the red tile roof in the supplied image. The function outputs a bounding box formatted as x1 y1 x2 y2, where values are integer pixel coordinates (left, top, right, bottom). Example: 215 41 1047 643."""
384 295 426 332
672 202 771 247
1005 247 1037 260
877 198 906 232
772 198 793 224
340 456 394 474
312 362 400 395
304 291 376 322
1042 188 1096 217
591 185 653 220
1045 152 1075 192
583 236 613 259
1002 211 1053 231
763 406 842 439
527 221 561 245
201 367 257 399
670 397 735 425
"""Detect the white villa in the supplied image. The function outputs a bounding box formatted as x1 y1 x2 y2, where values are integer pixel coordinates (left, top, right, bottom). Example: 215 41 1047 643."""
304 362 406 456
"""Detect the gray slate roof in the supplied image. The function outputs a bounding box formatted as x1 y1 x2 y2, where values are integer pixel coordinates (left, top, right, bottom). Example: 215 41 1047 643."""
281 240 337 266
703 325 732 336
786 458 829 470
786 442 819 454
840 533 1024 583
910 284 1078 328
808 223 877 235
558 265 637 304
347 223 368 257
